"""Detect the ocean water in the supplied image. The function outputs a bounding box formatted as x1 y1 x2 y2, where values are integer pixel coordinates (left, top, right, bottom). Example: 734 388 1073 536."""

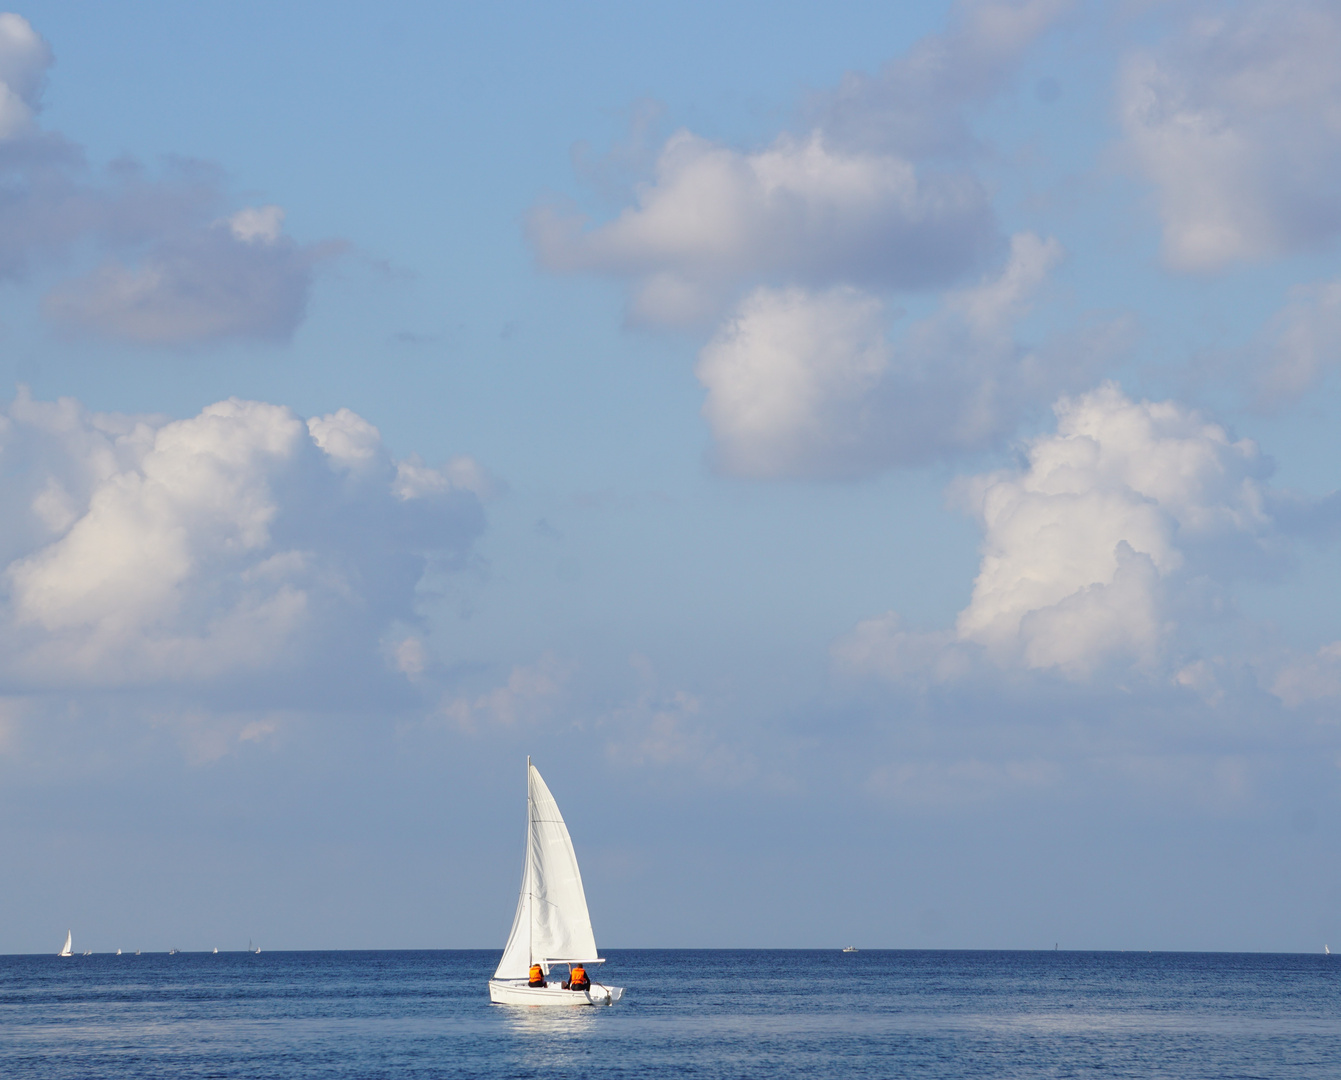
2 949 1339 1078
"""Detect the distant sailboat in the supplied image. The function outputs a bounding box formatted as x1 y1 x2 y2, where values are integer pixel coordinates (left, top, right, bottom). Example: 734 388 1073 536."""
1327 945 1331 955
487 758 623 1005
842 946 859 953
116 949 122 955
58 931 72 957
213 947 218 954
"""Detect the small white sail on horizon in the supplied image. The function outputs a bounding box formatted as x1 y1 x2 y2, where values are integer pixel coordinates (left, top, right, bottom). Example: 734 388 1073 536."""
58 931 72 958
488 758 623 1006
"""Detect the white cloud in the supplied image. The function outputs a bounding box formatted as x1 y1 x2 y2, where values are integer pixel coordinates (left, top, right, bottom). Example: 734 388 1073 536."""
0 12 50 137
0 390 484 691
308 407 385 474
528 2 1091 477
0 17 335 344
529 2 1075 330
839 383 1277 681
1120 2 1341 270
697 284 891 477
696 233 1072 478
532 130 997 326
955 384 1271 673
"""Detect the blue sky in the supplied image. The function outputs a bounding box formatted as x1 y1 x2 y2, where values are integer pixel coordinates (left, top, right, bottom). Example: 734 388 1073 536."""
3 0 1341 954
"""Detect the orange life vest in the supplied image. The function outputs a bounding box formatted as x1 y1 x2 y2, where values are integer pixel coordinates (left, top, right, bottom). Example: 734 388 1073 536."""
570 965 589 989
528 964 544 985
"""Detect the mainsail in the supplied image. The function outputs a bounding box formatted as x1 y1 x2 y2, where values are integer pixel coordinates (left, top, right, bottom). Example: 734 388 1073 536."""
58 931 72 957
493 760 599 980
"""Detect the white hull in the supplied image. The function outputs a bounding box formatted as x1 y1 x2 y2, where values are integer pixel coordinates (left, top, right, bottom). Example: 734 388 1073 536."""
489 979 624 1006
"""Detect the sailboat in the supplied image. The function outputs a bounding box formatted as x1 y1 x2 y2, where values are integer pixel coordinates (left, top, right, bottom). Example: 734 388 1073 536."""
116 949 122 956
213 947 218 955
58 931 72 957
487 758 624 1006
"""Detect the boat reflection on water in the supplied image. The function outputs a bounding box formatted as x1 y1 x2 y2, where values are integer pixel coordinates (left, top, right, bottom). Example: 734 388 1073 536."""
498 1001 609 1039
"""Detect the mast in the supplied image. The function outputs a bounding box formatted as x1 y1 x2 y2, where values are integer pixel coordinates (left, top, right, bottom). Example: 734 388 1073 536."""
526 755 532 969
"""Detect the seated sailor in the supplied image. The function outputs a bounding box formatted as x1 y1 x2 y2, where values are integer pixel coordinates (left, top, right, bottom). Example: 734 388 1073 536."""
528 964 546 988
566 963 590 992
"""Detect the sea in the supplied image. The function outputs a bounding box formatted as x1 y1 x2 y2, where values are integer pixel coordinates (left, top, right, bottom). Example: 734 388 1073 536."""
2 949 1339 1078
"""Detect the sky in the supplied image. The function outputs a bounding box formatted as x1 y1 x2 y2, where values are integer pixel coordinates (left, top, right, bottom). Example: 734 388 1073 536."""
2 0 1341 955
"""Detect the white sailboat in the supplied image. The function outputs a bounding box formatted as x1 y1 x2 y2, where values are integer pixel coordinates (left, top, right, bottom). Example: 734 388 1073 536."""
58 931 72 957
487 758 624 1006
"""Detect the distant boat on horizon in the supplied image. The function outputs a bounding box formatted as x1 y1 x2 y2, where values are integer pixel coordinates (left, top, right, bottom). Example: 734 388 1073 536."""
842 946 859 953
213 947 218 954
58 931 72 958
116 948 121 955
1327 945 1331 955
168 948 178 956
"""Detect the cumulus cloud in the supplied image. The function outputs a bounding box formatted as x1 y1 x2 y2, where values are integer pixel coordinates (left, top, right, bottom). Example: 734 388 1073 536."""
0 389 484 693
529 1 1075 330
0 14 335 344
531 130 998 326
1120 1 1341 270
958 384 1273 673
696 233 1083 478
529 3 1100 479
839 383 1278 681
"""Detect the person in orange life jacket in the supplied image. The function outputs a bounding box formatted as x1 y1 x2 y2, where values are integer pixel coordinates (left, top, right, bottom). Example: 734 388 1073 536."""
565 964 590 992
528 964 545 988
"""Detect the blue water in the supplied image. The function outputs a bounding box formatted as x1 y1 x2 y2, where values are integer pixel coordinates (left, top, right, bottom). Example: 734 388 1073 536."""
2 950 1339 1078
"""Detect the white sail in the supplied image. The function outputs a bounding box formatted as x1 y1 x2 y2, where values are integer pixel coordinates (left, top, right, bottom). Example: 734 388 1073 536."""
493 760 599 979
58 931 72 957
